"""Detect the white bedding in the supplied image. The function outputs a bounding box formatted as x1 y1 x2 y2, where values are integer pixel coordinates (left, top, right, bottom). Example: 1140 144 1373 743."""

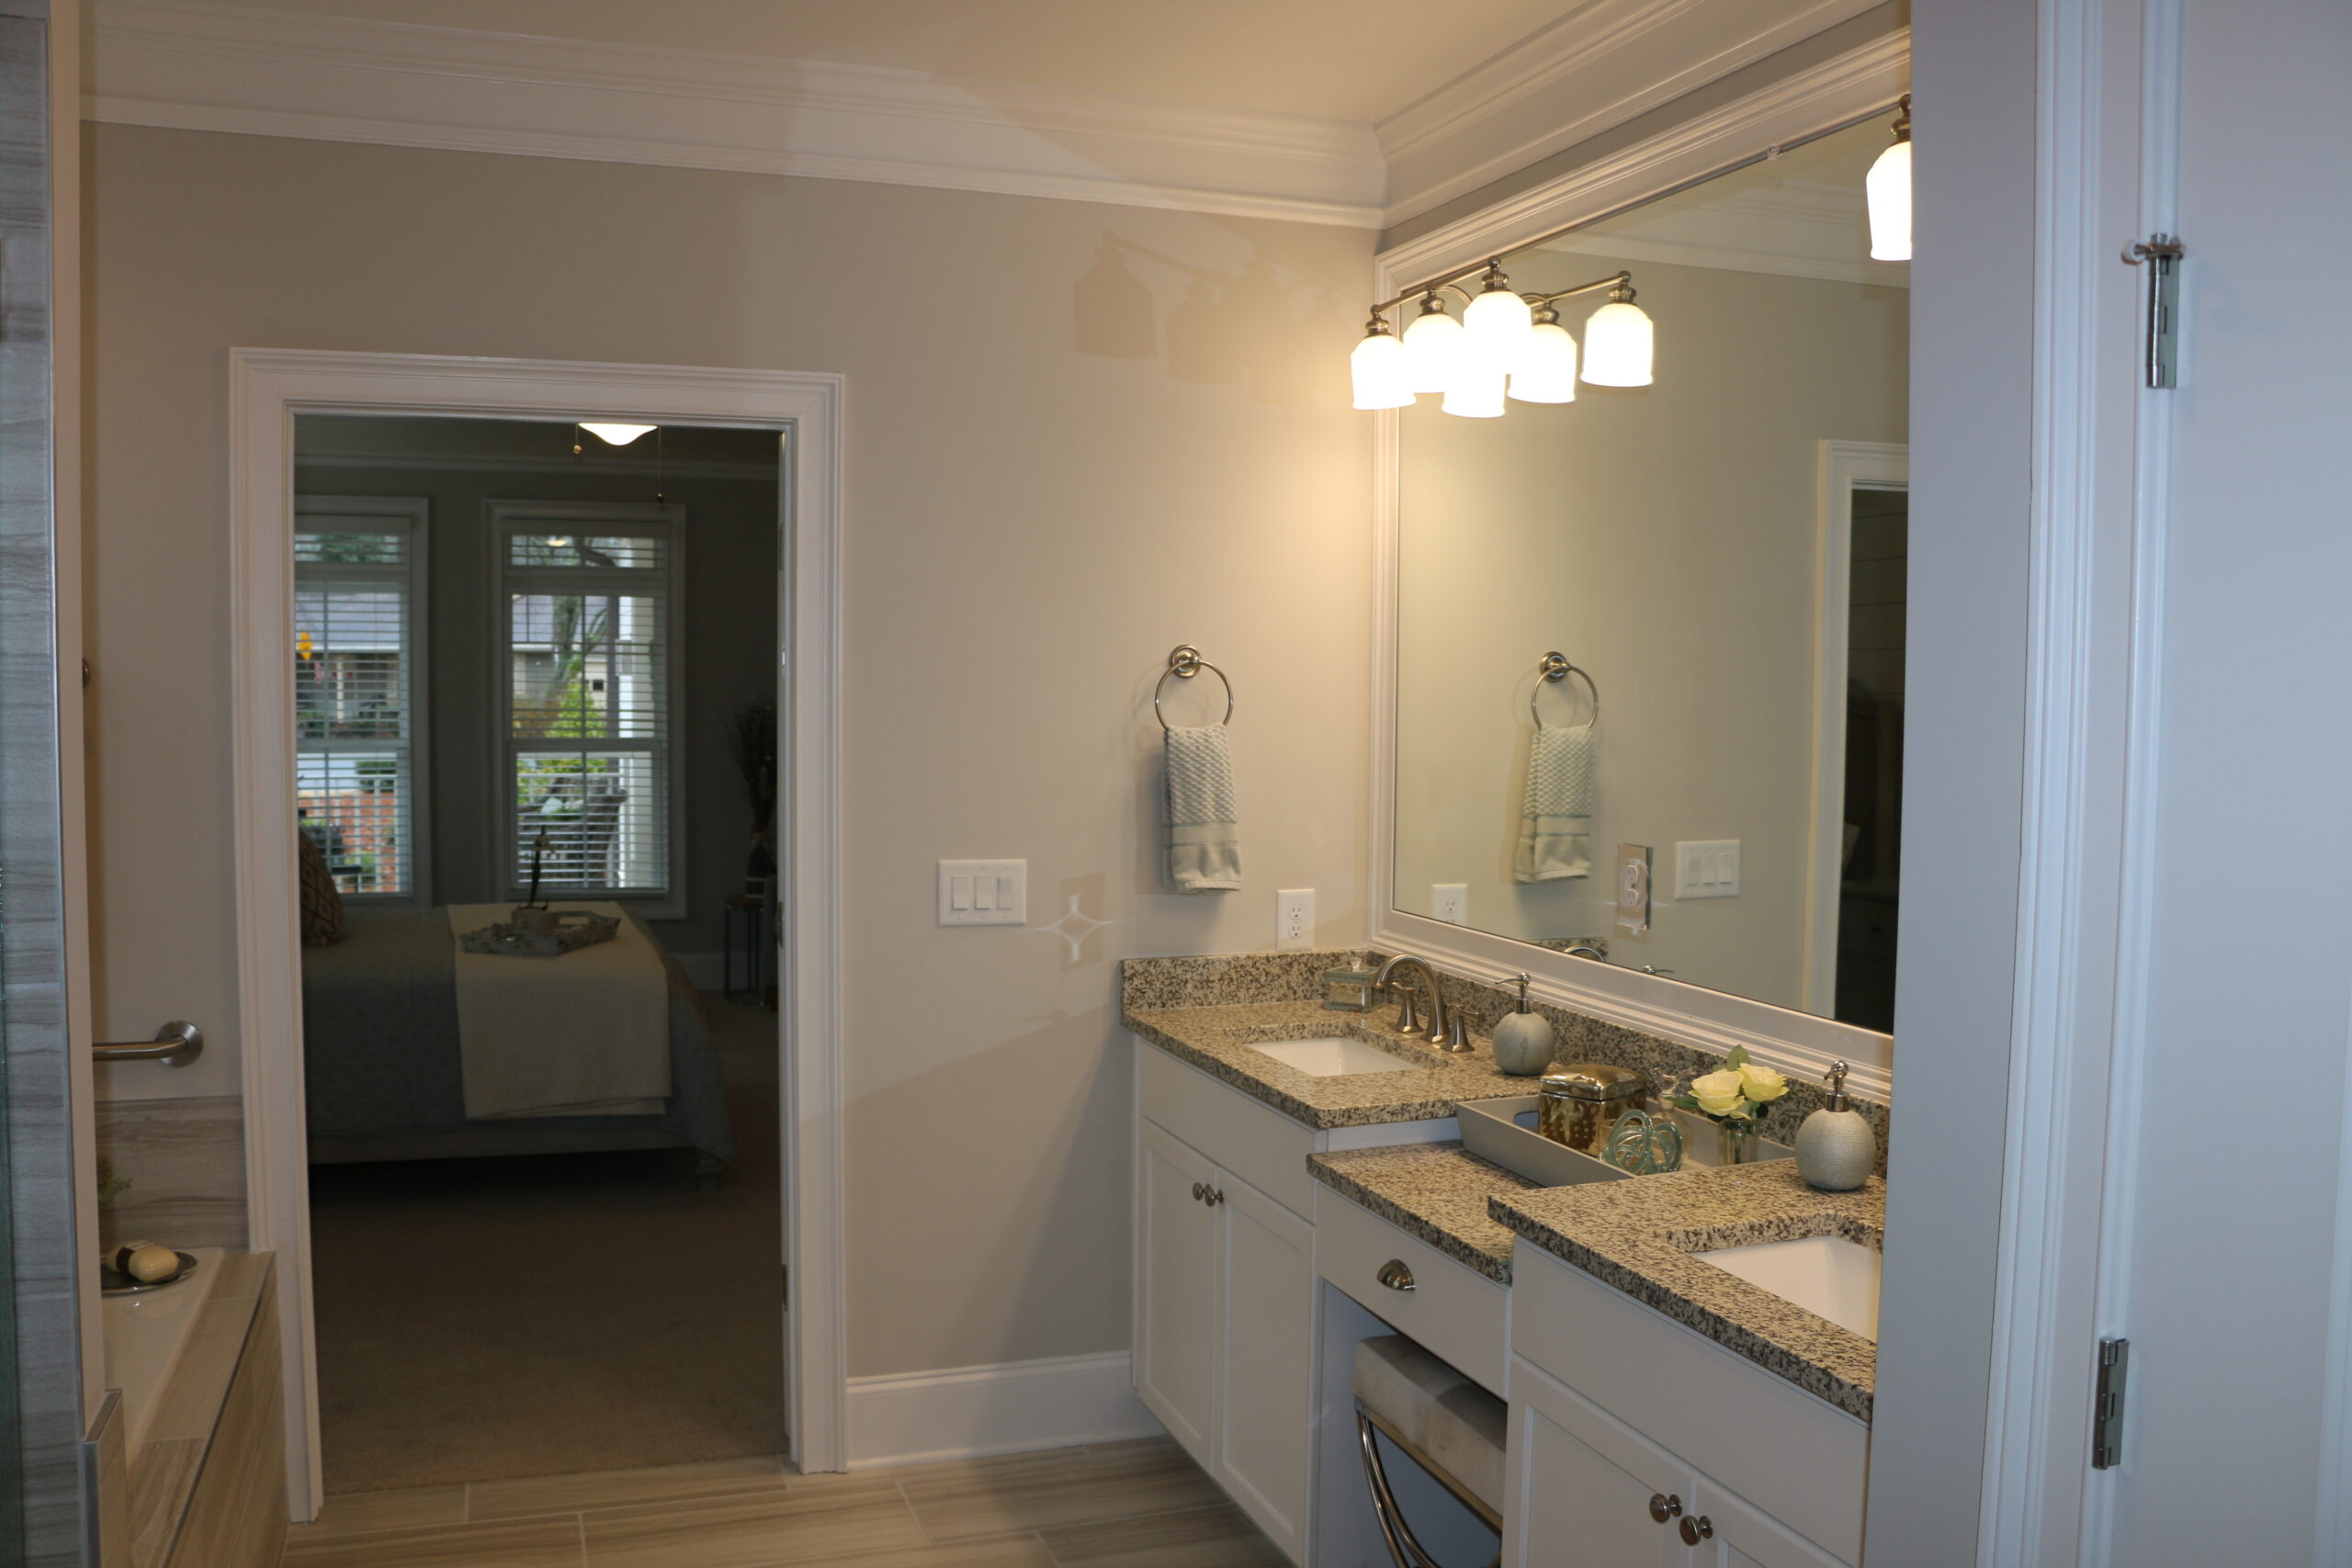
446 903 673 1119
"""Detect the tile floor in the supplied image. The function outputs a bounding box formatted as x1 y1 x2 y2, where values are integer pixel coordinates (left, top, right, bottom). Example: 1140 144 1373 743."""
279 1437 1287 1568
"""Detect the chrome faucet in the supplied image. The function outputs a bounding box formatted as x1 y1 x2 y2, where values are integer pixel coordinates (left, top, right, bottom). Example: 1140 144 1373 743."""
1371 953 1468 1053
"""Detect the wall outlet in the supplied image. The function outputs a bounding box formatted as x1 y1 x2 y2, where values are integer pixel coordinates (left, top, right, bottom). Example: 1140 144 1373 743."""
1674 840 1742 899
1616 844 1651 934
1431 884 1469 925
1276 888 1316 951
937 859 1027 926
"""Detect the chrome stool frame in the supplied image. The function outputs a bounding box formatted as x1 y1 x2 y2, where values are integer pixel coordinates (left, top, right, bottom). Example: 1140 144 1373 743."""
1355 1402 1503 1568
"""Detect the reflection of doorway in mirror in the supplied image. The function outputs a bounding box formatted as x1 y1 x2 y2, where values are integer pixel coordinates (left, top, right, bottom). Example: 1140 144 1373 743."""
1805 442 1908 1030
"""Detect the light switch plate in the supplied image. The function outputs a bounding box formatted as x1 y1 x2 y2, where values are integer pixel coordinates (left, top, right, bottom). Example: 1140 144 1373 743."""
1431 884 1468 925
937 859 1027 926
1616 844 1651 934
1276 889 1315 951
1674 840 1741 899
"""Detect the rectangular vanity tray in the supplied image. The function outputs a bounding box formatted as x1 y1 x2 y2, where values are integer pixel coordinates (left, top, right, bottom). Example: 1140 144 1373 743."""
1455 1096 1792 1189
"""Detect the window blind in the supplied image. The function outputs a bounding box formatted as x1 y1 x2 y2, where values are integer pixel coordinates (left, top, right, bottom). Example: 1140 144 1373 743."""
294 517 423 899
498 521 676 901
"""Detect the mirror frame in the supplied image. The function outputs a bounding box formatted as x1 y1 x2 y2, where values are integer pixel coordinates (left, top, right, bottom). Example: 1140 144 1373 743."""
1369 29 1910 1101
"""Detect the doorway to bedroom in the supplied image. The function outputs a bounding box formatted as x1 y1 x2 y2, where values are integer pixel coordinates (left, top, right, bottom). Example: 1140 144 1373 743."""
288 412 787 1495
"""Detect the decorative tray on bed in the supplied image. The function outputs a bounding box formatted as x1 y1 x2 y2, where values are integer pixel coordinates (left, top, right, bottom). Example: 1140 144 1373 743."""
459 911 620 959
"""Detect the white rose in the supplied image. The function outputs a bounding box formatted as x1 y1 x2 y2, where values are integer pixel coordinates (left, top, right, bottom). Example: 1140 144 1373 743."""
1737 1063 1788 1104
1689 1068 1748 1118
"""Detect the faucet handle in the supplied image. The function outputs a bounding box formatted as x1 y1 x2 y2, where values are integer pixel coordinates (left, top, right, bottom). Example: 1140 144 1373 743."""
1392 984 1424 1035
1444 1010 1469 1052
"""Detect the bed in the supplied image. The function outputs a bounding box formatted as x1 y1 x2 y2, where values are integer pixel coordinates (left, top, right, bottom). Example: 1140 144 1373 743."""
299 906 736 1172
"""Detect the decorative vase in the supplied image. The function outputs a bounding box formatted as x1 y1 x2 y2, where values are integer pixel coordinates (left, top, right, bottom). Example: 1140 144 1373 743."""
1714 1119 1760 1166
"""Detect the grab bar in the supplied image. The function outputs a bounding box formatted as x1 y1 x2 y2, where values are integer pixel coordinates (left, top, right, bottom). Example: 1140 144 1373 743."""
93 1021 203 1066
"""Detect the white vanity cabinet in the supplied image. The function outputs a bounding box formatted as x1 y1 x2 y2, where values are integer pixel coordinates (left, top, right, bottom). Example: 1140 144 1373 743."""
1504 1247 1867 1567
1134 1047 1325 1563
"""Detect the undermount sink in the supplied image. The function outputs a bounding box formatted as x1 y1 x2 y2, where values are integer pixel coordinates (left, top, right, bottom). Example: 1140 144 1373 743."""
1692 1234 1882 1341
1245 1036 1425 1077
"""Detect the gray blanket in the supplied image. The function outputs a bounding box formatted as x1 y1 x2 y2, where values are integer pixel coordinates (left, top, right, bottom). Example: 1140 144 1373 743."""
300 908 734 1167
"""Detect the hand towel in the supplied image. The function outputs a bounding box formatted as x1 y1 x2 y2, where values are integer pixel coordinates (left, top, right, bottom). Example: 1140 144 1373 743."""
1164 723 1242 893
1513 722 1595 883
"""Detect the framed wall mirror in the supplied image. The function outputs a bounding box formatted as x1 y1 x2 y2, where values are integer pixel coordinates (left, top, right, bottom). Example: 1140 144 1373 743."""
1382 108 1910 1073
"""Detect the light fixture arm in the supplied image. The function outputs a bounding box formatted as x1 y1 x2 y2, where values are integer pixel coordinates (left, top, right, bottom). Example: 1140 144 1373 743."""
1369 265 1633 326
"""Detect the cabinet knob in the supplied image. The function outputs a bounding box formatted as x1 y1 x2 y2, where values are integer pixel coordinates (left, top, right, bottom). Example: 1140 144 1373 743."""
1679 1515 1713 1545
1376 1259 1416 1292
1191 1182 1205 1201
1647 1493 1682 1523
1206 1187 1224 1206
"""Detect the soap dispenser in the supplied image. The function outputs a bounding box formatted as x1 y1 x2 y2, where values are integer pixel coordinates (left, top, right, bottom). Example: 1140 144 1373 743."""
1795 1061 1874 1191
1489 973 1556 1076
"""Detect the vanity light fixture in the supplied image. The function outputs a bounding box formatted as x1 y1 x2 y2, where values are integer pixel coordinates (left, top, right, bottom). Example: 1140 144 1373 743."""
577 421 658 446
1866 95 1912 262
1351 260 1654 417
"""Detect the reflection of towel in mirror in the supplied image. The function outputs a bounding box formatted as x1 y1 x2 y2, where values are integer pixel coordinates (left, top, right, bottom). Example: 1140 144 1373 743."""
1514 723 1595 882
1165 724 1241 893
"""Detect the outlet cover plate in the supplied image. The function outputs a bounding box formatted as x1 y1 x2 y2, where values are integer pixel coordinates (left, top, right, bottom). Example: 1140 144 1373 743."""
1431 884 1468 925
1276 888 1316 951
938 860 1027 926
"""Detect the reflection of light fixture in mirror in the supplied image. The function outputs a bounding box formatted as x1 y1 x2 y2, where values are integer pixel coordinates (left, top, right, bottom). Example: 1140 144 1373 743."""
1580 282 1654 387
1867 95 1912 262
1351 262 1647 417
1399 295 1465 394
579 422 658 446
1462 261 1534 370
1508 308 1579 403
1350 319 1414 410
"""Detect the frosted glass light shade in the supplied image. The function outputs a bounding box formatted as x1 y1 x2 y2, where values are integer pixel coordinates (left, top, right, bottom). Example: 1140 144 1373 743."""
580 422 657 446
1508 322 1579 403
1401 309 1464 394
1867 137 1912 261
1581 300 1654 387
1463 286 1534 371
1441 368 1508 418
1351 332 1415 410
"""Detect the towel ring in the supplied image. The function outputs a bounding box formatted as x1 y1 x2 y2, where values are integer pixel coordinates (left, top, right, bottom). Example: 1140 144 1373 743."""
1530 650 1600 728
1155 644 1234 732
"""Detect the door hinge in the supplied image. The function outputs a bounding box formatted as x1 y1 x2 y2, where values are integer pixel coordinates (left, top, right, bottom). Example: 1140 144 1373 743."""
2092 1337 2130 1469
2122 236 2185 389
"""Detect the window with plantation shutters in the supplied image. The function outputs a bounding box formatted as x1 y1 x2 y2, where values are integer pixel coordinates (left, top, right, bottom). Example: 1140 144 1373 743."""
294 497 429 901
492 501 683 911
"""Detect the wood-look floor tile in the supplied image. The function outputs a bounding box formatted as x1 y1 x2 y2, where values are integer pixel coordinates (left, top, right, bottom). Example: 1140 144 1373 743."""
898 1441 1225 1543
775 1538 1057 1568
582 1475 927 1568
288 1484 469 1540
1039 1503 1287 1568
473 1456 792 1520
281 1514 584 1568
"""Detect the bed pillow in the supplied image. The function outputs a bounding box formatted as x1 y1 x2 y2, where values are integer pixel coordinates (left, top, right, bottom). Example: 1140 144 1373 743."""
298 829 345 947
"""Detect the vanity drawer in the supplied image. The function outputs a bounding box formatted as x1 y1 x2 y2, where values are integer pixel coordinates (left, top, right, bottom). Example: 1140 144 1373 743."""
1511 1246 1866 1562
1136 1041 1317 1218
1315 1186 1509 1397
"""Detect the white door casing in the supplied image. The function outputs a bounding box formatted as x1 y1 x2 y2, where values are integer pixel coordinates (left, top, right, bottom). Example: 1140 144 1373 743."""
227 349 848 1514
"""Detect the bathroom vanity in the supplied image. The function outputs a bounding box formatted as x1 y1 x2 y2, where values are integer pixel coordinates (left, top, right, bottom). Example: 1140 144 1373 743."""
1125 953 1883 1568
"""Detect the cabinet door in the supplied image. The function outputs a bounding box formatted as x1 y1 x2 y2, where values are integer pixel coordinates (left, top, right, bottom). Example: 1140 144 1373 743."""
1215 1168 1314 1562
1505 1356 1687 1568
1689 1479 1850 1568
1136 1119 1221 1465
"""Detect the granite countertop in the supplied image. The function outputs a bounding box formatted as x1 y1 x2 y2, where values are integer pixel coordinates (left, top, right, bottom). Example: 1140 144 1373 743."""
1490 1160 1884 1421
1123 998 1547 1129
1306 1143 1536 1283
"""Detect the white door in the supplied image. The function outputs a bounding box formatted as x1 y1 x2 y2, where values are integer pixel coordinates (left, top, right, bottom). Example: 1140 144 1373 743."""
1214 1169 1314 1560
2098 1 2352 1561
1505 1358 1686 1568
1136 1119 1220 1465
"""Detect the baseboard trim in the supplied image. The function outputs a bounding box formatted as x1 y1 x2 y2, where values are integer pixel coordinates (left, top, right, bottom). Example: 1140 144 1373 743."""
844 1351 1160 1469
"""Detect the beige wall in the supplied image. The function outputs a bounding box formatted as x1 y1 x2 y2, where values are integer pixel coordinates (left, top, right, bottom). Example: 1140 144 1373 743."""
84 124 1374 1375
1393 248 1906 1010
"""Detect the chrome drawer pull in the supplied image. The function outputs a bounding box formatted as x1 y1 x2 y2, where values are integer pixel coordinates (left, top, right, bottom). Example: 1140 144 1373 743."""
1680 1515 1713 1544
1376 1259 1416 1292
1191 1182 1205 1201
1648 1493 1682 1523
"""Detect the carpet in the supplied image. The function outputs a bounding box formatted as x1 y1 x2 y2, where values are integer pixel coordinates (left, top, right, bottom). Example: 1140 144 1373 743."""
309 995 786 1493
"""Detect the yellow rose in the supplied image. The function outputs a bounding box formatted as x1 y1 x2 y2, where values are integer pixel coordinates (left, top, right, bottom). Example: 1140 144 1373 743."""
1688 1068 1748 1118
1737 1063 1788 1104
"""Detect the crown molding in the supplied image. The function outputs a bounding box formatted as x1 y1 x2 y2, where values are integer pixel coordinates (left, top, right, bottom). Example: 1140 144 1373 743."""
1539 181 1910 288
85 0 1386 227
1376 0 1888 225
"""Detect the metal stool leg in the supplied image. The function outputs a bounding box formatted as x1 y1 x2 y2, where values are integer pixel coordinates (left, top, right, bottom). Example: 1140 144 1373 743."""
1356 1407 1502 1568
